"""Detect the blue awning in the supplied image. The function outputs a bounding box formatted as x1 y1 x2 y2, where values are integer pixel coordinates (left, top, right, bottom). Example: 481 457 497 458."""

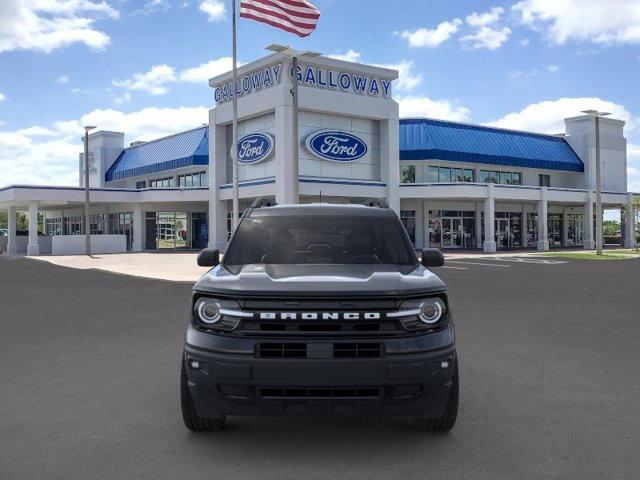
399 118 584 172
105 126 209 181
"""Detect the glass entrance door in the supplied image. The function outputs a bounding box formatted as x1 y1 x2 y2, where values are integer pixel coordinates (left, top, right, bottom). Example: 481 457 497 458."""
495 218 513 249
441 218 463 248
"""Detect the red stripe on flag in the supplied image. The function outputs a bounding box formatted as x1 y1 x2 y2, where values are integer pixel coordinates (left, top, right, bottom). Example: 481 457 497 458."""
247 0 319 19
239 0 320 37
239 11 312 37
240 3 317 29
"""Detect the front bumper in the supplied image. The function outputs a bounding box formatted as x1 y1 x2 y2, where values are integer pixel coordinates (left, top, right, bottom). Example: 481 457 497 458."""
184 324 456 417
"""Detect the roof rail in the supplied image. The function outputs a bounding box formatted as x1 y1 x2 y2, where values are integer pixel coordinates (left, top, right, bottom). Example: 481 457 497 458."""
250 197 277 209
362 198 389 209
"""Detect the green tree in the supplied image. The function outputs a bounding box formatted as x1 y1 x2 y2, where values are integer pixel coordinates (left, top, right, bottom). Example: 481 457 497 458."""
0 211 6 230
603 220 620 237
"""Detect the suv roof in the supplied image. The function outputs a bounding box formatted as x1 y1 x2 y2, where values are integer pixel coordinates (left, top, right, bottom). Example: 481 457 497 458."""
247 203 396 218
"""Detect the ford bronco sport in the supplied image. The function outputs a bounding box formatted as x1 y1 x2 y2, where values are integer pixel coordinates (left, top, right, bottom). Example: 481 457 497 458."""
181 199 458 432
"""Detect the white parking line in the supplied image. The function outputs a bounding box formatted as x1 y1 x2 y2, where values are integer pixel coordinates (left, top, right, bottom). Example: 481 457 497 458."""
489 257 568 265
447 261 510 268
442 265 468 270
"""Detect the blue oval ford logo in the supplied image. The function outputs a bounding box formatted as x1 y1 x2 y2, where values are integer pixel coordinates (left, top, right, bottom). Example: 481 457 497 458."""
234 133 274 164
305 131 368 162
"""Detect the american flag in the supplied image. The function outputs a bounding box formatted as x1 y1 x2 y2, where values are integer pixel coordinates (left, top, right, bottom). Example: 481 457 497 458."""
240 0 321 38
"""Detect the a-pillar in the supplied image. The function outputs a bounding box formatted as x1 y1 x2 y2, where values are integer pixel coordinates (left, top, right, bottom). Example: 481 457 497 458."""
27 203 40 256
624 193 637 248
537 187 550 251
583 195 595 249
132 204 143 252
483 185 496 253
7 206 17 255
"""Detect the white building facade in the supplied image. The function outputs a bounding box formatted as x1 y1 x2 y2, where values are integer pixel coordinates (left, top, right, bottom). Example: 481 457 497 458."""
1 53 637 255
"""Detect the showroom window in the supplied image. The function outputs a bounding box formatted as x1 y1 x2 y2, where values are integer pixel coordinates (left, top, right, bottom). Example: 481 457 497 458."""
479 170 522 185
401 165 416 184
427 166 473 183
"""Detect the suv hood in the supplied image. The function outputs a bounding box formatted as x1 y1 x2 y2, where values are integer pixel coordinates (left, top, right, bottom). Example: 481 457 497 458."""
194 264 446 297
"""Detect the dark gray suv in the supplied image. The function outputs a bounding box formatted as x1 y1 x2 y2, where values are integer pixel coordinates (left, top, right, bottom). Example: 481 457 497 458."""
181 200 458 432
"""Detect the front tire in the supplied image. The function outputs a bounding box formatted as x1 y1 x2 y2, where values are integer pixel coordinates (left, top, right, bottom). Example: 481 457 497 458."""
181 360 226 432
413 363 459 432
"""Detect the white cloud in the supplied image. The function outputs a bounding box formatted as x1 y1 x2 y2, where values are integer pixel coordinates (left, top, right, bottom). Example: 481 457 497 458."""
373 60 422 93
0 92 5 102
508 64 560 81
396 19 463 48
57 75 69 84
520 38 531 46
513 0 640 45
461 26 511 50
466 7 504 27
328 50 362 63
199 0 226 22
113 91 132 105
0 106 209 187
546 64 560 72
0 0 119 54
179 57 234 82
486 97 635 134
398 96 471 122
113 64 177 95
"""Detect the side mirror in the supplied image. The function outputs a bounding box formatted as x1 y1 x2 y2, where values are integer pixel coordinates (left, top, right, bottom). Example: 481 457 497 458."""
197 248 220 267
421 248 445 267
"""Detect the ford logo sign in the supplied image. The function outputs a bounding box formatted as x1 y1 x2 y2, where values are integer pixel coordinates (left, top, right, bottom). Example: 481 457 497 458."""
305 131 368 163
234 133 275 164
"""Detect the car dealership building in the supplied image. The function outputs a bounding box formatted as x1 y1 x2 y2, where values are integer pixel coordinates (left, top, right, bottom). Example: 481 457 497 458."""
0 52 637 256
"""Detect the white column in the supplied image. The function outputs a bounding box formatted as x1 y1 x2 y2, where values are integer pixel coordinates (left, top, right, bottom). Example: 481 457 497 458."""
7 206 17 255
132 204 143 252
27 203 40 256
584 196 595 249
624 193 636 248
209 116 230 251
537 187 549 251
414 201 424 250
483 185 496 253
475 202 483 249
422 199 429 248
274 104 295 204
381 117 400 214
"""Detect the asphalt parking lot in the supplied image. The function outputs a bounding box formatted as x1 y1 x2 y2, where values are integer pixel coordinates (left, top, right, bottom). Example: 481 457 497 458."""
1 255 639 480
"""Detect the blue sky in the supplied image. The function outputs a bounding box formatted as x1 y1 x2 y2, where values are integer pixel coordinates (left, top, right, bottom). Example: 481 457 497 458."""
1 0 639 195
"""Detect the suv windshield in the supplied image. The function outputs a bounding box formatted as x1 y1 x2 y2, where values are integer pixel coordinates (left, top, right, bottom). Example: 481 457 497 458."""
223 214 417 267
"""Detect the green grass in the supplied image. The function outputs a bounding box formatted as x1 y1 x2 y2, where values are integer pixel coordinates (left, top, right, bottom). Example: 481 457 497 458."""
544 249 640 260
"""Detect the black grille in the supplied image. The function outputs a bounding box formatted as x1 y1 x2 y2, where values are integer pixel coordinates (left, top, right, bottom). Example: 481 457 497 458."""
258 343 307 358
259 387 382 399
333 343 382 358
257 342 383 359
240 320 400 336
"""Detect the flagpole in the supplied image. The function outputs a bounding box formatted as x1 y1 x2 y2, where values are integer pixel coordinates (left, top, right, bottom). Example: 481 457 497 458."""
291 55 299 204
231 0 240 231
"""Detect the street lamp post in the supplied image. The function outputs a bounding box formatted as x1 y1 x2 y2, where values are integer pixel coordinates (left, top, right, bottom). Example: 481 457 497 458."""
582 110 610 256
266 44 321 204
83 126 96 255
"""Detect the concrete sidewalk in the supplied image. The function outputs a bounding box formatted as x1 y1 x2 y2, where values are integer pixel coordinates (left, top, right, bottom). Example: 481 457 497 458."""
20 249 567 282
27 252 208 282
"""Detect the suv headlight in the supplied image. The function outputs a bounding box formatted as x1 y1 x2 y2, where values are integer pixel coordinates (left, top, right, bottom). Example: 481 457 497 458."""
389 297 448 331
193 297 246 332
